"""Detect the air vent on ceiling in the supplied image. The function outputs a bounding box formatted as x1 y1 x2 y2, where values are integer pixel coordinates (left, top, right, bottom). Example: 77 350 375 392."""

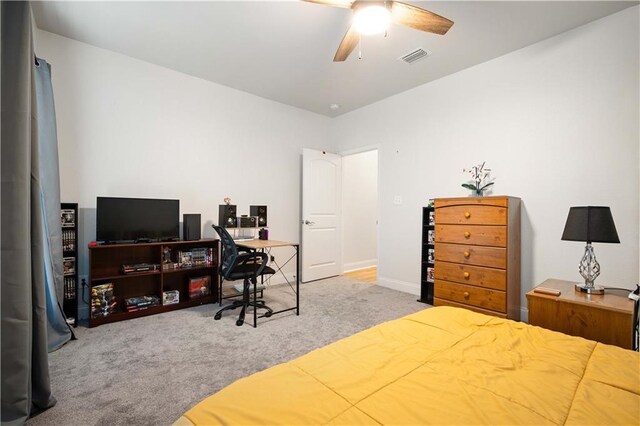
399 48 430 64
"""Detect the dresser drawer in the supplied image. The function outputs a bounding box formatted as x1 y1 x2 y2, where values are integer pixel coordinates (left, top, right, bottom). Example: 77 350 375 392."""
436 205 507 225
434 297 507 318
435 280 506 313
434 261 506 291
435 225 507 247
435 242 506 269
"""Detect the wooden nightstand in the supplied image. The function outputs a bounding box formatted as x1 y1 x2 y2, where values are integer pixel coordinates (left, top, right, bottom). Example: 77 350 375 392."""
526 278 635 350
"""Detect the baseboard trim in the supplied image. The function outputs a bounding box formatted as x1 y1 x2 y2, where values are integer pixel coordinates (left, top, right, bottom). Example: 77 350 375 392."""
377 276 420 296
343 260 377 273
520 306 529 323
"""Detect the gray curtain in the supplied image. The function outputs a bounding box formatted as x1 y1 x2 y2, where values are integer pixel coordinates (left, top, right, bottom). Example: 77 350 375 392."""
1 2 72 423
35 57 74 351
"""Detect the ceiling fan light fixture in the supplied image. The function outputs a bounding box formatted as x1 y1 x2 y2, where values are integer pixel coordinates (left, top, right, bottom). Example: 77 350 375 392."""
353 5 391 35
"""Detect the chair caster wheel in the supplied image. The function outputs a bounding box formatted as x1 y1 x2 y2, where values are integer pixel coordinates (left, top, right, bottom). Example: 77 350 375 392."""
265 312 273 318
214 313 222 320
236 319 244 326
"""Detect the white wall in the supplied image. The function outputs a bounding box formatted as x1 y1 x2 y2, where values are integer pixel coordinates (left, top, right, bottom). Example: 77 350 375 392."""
36 7 640 321
342 150 378 271
35 30 332 318
331 7 640 313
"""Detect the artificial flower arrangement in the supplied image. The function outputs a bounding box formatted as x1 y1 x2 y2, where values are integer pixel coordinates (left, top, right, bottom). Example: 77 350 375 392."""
462 161 494 196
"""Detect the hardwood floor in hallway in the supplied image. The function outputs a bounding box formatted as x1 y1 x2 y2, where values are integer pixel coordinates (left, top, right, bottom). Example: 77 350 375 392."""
343 267 377 284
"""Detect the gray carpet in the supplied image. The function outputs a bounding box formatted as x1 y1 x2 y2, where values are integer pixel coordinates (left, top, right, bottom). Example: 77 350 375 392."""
28 276 428 426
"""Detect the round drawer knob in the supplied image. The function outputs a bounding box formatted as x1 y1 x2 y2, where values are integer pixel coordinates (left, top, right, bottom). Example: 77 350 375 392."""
464 231 471 238
464 211 471 218
463 251 470 258
463 291 470 299
463 272 470 279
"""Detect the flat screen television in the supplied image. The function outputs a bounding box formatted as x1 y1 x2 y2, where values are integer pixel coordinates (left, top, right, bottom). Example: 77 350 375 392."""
96 197 180 242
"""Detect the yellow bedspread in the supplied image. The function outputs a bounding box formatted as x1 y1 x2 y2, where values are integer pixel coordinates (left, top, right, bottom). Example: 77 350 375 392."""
177 307 640 425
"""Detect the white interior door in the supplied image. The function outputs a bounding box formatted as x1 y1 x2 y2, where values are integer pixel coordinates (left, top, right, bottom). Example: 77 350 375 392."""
301 148 342 282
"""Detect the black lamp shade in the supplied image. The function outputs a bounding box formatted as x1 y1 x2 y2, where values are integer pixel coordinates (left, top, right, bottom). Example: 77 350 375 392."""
561 206 620 244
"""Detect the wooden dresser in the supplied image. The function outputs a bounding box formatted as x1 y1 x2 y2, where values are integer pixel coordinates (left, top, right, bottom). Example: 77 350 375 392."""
433 196 521 320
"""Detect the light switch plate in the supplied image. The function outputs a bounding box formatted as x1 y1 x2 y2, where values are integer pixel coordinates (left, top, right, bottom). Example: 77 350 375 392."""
393 195 402 205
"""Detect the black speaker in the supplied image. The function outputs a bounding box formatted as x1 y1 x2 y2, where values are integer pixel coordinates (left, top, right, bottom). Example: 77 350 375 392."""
239 216 258 228
183 214 201 241
250 205 267 227
219 204 237 228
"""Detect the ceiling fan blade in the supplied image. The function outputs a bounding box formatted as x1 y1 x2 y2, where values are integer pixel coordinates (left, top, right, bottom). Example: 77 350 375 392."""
391 1 454 35
302 0 354 9
334 25 360 62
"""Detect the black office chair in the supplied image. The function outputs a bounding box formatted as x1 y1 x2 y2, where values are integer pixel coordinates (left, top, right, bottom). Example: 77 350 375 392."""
212 225 275 326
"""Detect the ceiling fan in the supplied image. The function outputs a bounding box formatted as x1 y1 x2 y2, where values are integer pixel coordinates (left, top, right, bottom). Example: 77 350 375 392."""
303 0 454 62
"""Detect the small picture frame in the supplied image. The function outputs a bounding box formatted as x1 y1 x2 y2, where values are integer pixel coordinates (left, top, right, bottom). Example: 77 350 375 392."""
189 276 211 299
428 211 435 225
427 248 435 263
61 209 75 227
428 229 435 244
63 257 76 275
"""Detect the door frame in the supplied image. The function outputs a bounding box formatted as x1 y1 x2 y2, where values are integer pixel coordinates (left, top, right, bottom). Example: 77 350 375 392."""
338 144 381 275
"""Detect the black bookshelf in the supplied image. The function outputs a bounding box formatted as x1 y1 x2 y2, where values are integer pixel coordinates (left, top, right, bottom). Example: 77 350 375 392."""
419 203 435 304
61 203 78 326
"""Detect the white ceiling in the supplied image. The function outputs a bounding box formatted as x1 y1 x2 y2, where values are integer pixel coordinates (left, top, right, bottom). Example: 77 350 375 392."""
32 1 637 117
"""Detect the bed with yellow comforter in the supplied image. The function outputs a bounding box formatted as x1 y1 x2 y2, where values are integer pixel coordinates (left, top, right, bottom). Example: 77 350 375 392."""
177 307 639 425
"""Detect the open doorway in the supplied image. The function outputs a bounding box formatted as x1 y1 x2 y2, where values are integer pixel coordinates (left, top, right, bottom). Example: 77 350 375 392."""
341 149 378 283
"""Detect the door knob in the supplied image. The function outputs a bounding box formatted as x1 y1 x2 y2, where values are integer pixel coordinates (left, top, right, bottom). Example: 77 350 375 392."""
463 272 470 279
464 211 471 218
303 220 315 226
464 231 471 238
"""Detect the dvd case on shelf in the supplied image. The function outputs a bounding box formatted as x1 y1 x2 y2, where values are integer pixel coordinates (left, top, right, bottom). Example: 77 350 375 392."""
124 295 161 312
426 267 435 283
427 248 435 263
163 290 180 305
64 277 76 299
61 209 75 227
91 283 116 318
176 247 215 269
62 229 76 251
180 251 193 268
189 276 211 299
63 257 75 275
